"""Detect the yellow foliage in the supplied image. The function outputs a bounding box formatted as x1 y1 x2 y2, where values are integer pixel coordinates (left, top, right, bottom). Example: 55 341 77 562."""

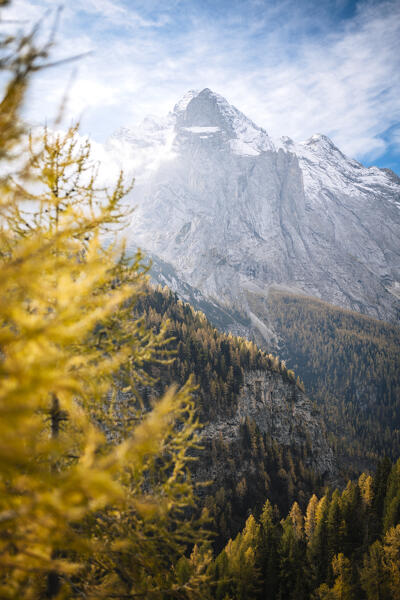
383 524 400 600
0 12 208 599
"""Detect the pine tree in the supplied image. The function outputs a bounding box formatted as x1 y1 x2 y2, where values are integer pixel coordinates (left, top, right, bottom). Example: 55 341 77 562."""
372 457 392 536
316 554 356 600
327 490 344 571
217 515 261 600
308 494 330 586
341 481 365 557
360 540 390 600
359 473 374 508
383 459 400 533
259 500 280 600
383 525 400 600
279 505 307 600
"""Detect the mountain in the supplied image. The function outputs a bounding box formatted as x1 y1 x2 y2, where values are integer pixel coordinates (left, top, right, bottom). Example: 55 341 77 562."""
111 89 400 470
116 88 400 350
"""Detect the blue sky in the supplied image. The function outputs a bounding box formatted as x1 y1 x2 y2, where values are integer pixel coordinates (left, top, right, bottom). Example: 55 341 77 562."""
3 0 400 173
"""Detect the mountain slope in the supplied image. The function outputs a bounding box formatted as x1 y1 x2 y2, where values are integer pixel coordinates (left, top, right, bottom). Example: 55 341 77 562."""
132 286 335 544
266 290 400 470
114 88 400 473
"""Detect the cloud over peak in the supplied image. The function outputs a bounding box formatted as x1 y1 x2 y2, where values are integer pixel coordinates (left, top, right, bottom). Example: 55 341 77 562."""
4 0 400 172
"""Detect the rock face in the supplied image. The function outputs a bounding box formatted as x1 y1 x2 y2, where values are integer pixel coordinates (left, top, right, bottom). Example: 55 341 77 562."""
191 364 337 537
200 369 335 480
119 88 400 345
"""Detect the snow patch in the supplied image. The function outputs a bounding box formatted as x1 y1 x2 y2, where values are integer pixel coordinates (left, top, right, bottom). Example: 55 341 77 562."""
182 126 220 133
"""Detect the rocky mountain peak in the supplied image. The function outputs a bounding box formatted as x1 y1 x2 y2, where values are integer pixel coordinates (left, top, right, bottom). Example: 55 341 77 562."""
124 88 400 329
306 133 334 145
301 132 345 157
175 88 232 131
172 88 274 155
173 89 200 115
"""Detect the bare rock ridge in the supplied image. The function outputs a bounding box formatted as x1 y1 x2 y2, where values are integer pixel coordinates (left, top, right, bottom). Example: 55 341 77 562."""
119 87 400 347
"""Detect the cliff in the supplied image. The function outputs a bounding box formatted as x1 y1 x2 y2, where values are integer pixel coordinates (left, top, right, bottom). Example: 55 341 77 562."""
200 369 335 479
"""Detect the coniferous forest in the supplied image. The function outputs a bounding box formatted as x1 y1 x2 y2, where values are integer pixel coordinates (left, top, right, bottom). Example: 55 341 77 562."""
0 4 399 599
134 286 320 546
204 457 400 600
267 290 400 470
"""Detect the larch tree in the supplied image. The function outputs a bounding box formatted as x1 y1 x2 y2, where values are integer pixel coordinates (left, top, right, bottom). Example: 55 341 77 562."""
304 493 318 542
316 554 356 600
0 7 209 599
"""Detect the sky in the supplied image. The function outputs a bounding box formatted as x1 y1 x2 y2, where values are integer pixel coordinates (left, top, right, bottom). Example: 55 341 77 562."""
2 0 400 173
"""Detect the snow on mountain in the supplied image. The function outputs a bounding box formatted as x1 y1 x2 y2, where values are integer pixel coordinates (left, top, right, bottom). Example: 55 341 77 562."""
112 88 400 342
173 89 200 114
280 133 400 205
176 88 276 156
109 88 275 179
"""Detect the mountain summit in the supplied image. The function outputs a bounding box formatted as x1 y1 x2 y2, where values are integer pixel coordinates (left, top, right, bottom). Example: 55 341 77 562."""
173 88 274 156
119 89 400 344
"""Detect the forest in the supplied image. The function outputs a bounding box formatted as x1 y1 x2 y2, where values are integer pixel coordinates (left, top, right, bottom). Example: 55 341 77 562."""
134 286 320 546
267 290 400 471
204 457 400 600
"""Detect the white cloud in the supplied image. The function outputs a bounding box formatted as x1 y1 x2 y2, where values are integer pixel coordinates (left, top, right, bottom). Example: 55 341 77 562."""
2 0 400 165
388 128 400 153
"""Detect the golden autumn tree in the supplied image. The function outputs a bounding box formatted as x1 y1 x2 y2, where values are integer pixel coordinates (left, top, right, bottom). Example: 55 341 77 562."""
213 514 261 600
382 525 400 600
316 554 356 600
0 7 209 599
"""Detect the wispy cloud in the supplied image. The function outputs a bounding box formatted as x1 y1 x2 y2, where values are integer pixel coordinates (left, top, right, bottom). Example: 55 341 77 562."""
3 0 400 168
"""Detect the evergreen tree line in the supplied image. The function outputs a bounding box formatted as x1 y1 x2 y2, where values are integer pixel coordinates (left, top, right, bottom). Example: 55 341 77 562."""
184 457 400 600
198 419 321 550
267 290 400 470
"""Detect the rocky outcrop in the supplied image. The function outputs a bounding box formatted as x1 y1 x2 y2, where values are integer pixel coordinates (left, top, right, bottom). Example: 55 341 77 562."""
200 369 335 481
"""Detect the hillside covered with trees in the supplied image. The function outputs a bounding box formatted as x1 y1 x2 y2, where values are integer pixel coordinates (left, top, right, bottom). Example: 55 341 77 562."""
132 286 323 546
267 290 400 471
